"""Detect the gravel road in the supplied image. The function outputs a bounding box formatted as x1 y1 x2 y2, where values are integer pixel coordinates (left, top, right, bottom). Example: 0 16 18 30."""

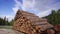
0 29 24 34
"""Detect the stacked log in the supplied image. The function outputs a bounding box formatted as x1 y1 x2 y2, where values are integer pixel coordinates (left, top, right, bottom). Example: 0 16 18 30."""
14 16 31 33
54 24 60 34
13 10 53 34
47 29 55 34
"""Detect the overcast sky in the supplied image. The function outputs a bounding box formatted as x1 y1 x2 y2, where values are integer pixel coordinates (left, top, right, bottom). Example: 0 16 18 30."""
0 0 60 21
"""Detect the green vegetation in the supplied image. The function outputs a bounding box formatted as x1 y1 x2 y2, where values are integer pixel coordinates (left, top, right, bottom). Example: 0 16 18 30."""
43 9 60 25
0 17 14 26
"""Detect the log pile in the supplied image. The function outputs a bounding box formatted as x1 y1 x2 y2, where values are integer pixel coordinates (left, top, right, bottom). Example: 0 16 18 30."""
13 10 53 34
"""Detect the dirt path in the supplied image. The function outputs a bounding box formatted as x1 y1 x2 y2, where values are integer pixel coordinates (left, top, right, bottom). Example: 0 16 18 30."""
0 29 24 34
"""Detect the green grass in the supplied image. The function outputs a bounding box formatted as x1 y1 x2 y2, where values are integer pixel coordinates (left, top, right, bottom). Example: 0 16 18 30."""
0 26 13 29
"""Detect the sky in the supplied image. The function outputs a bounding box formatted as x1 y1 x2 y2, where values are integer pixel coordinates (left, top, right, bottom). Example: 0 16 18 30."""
0 0 60 21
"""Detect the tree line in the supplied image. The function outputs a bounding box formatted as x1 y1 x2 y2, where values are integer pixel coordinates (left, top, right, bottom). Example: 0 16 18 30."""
43 9 60 25
0 16 14 26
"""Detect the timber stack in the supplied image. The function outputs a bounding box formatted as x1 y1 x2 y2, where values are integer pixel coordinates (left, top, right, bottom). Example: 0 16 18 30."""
13 10 53 34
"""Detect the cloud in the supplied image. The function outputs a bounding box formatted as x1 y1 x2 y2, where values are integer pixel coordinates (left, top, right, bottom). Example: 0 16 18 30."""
13 7 19 13
13 0 60 17
51 2 60 10
22 0 35 9
12 0 22 13
22 0 60 17
0 15 14 21
22 0 57 12
22 0 51 17
12 0 36 13
37 9 52 17
6 15 14 21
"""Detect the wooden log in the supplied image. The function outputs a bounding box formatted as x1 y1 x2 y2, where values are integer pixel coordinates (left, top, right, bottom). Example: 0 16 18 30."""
13 10 53 34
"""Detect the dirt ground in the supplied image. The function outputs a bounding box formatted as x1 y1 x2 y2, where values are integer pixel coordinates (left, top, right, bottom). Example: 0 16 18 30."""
0 29 24 34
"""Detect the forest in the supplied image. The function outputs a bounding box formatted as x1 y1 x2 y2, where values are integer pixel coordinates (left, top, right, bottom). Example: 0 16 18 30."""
43 9 60 25
0 17 13 26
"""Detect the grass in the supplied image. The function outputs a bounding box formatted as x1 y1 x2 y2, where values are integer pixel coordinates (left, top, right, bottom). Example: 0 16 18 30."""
0 26 13 29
